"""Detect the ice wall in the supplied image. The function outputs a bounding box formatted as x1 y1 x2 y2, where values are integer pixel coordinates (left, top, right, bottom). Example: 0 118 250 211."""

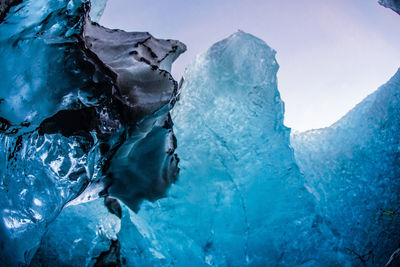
121 31 340 266
1 0 399 265
291 3 400 265
292 69 400 266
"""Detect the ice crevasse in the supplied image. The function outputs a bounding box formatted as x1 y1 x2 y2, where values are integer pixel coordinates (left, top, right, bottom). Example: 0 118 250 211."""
0 0 400 266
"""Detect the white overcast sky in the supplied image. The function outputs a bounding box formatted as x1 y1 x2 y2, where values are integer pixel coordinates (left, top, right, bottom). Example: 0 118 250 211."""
100 0 400 131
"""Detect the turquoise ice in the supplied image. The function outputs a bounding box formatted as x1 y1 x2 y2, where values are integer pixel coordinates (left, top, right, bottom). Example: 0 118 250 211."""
0 0 400 266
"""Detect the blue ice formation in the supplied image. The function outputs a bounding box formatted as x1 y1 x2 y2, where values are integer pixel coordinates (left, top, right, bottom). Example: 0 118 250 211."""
28 31 334 267
291 69 400 266
1 0 400 266
90 0 108 22
129 30 338 266
125 30 400 267
0 0 184 264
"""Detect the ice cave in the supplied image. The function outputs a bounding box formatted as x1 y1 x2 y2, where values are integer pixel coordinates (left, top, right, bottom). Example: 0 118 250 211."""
0 0 399 266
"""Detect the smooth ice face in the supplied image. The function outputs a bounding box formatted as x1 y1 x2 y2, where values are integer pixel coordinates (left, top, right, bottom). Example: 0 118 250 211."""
123 31 337 266
0 0 184 264
291 69 400 266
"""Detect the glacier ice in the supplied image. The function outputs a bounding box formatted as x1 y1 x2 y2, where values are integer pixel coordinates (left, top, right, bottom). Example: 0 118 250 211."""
90 0 108 23
111 30 400 266
1 0 400 266
291 69 400 266
0 0 184 264
30 198 122 266
115 31 341 266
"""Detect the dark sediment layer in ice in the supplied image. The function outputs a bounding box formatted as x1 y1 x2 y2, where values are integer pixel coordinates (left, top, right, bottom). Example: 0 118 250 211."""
0 0 184 264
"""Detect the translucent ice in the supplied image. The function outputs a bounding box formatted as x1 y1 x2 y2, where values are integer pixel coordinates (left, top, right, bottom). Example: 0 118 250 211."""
1 0 399 265
90 0 108 22
291 69 400 266
121 30 400 266
30 198 121 266
122 31 338 266
0 0 184 264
